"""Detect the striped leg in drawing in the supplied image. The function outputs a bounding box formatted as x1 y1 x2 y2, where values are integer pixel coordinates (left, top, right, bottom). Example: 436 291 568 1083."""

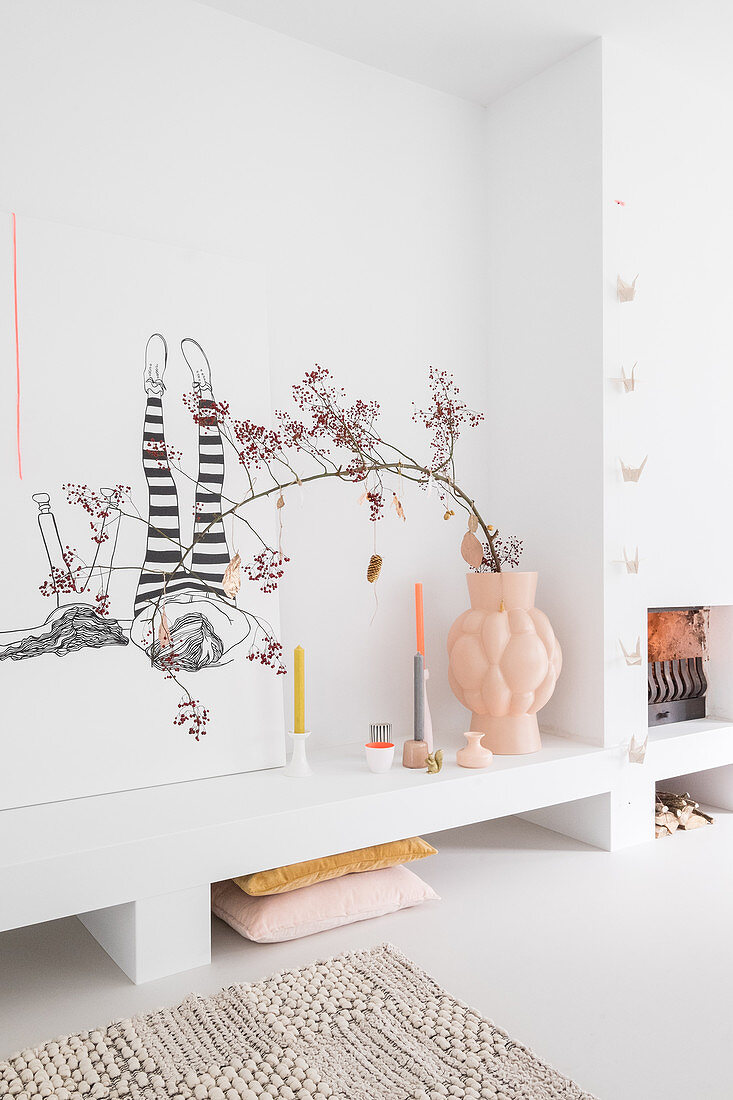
134 333 183 614
181 338 232 602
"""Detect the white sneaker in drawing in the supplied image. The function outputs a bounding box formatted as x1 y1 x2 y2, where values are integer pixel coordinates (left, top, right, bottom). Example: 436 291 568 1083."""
144 333 167 395
181 338 213 397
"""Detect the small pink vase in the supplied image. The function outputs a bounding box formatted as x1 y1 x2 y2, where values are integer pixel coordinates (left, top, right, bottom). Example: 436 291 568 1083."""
447 572 562 755
457 732 493 769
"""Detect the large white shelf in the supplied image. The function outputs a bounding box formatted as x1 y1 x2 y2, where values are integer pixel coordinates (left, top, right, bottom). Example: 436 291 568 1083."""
6 718 733 954
0 730 611 935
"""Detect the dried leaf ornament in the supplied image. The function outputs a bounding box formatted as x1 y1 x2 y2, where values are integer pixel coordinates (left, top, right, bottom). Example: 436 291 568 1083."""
392 492 406 521
367 553 383 583
468 514 479 533
276 492 285 509
158 603 172 649
461 528 484 569
426 749 444 774
222 551 242 598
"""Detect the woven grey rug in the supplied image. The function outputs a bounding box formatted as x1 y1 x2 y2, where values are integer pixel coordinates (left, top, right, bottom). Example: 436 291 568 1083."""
0 944 597 1099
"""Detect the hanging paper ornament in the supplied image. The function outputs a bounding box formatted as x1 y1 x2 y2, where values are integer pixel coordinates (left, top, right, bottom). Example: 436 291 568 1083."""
617 274 638 302
392 492 406 521
367 553 383 583
276 492 285 509
222 551 242 598
620 363 638 393
468 514 479 533
158 603 172 649
619 456 648 482
619 637 642 666
461 528 484 569
628 734 648 764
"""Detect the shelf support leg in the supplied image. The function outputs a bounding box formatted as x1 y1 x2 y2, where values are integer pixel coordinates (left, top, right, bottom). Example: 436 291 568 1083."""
78 883 211 984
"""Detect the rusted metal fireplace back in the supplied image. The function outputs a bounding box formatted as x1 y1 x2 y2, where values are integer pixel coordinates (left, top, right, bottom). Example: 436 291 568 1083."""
647 607 708 726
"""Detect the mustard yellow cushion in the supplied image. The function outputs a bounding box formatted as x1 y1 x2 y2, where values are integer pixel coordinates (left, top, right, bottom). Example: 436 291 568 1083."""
233 837 437 896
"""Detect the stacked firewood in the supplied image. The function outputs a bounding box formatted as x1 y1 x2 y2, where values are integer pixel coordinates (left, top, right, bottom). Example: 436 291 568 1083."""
655 790 714 838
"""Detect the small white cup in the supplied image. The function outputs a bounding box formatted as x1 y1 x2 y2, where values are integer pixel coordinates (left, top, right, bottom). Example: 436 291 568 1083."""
365 741 395 773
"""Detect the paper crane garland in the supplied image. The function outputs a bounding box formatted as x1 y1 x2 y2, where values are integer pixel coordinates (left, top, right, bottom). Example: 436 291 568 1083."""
617 274 638 302
619 637 642 666
619 456 648 483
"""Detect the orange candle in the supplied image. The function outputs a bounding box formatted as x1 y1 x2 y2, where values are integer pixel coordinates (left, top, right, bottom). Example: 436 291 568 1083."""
415 582 425 660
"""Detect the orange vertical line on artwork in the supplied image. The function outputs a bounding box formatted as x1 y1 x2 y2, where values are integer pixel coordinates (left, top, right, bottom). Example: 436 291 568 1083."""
415 581 425 660
11 212 22 479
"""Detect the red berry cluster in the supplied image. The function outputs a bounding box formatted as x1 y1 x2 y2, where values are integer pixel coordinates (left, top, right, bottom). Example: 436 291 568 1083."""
173 698 209 741
243 549 290 594
39 546 82 599
275 410 308 451
366 490 384 522
247 634 286 675
64 483 131 545
157 650 182 681
412 366 483 470
94 592 111 617
144 440 183 467
290 366 381 462
482 535 523 573
231 417 284 470
182 392 230 426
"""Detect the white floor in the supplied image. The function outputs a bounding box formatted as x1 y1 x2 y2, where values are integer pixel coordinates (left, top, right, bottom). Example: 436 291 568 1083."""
2 813 732 1100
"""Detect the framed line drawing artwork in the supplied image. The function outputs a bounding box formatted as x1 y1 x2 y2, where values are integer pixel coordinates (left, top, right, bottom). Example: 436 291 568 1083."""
0 213 285 809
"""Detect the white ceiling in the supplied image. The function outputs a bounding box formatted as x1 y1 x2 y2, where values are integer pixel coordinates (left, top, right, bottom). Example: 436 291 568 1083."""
192 0 727 105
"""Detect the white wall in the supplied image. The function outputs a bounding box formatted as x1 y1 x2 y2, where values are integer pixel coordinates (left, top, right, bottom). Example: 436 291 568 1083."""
602 39 733 745
0 0 491 769
484 42 606 744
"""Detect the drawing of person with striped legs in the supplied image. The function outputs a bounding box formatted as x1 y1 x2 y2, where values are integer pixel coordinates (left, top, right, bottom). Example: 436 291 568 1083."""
130 334 249 671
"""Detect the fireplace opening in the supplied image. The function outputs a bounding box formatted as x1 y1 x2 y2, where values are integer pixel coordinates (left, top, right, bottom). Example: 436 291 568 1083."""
647 607 709 727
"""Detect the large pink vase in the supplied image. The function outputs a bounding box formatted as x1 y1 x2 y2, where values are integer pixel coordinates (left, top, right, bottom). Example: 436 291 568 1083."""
447 572 562 755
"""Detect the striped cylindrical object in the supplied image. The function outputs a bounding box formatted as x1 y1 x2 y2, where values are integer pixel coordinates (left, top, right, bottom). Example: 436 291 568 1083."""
369 722 393 743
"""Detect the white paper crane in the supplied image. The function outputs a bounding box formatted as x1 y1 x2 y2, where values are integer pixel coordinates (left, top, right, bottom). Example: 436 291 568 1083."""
628 734 648 764
621 363 638 393
617 274 638 302
619 637 642 666
619 456 648 483
620 547 640 574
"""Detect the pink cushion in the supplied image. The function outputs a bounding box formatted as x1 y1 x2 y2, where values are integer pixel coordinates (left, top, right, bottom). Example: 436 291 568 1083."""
211 865 439 943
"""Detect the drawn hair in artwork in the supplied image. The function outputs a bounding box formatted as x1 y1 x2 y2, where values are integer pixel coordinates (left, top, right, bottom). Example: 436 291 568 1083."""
146 611 224 672
0 603 128 661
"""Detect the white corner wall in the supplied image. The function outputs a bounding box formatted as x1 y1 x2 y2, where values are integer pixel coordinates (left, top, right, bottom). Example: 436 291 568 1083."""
602 38 733 747
484 41 605 744
0 0 490 760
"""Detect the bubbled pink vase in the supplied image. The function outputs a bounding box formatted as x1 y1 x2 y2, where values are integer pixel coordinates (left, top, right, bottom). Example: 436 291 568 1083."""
447 572 562 755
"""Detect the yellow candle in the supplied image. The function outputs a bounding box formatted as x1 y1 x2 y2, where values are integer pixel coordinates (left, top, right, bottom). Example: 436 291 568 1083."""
294 645 306 734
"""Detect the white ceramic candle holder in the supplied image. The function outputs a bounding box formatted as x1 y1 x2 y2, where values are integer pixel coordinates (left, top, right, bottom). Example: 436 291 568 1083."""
365 741 395 773
284 729 312 777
